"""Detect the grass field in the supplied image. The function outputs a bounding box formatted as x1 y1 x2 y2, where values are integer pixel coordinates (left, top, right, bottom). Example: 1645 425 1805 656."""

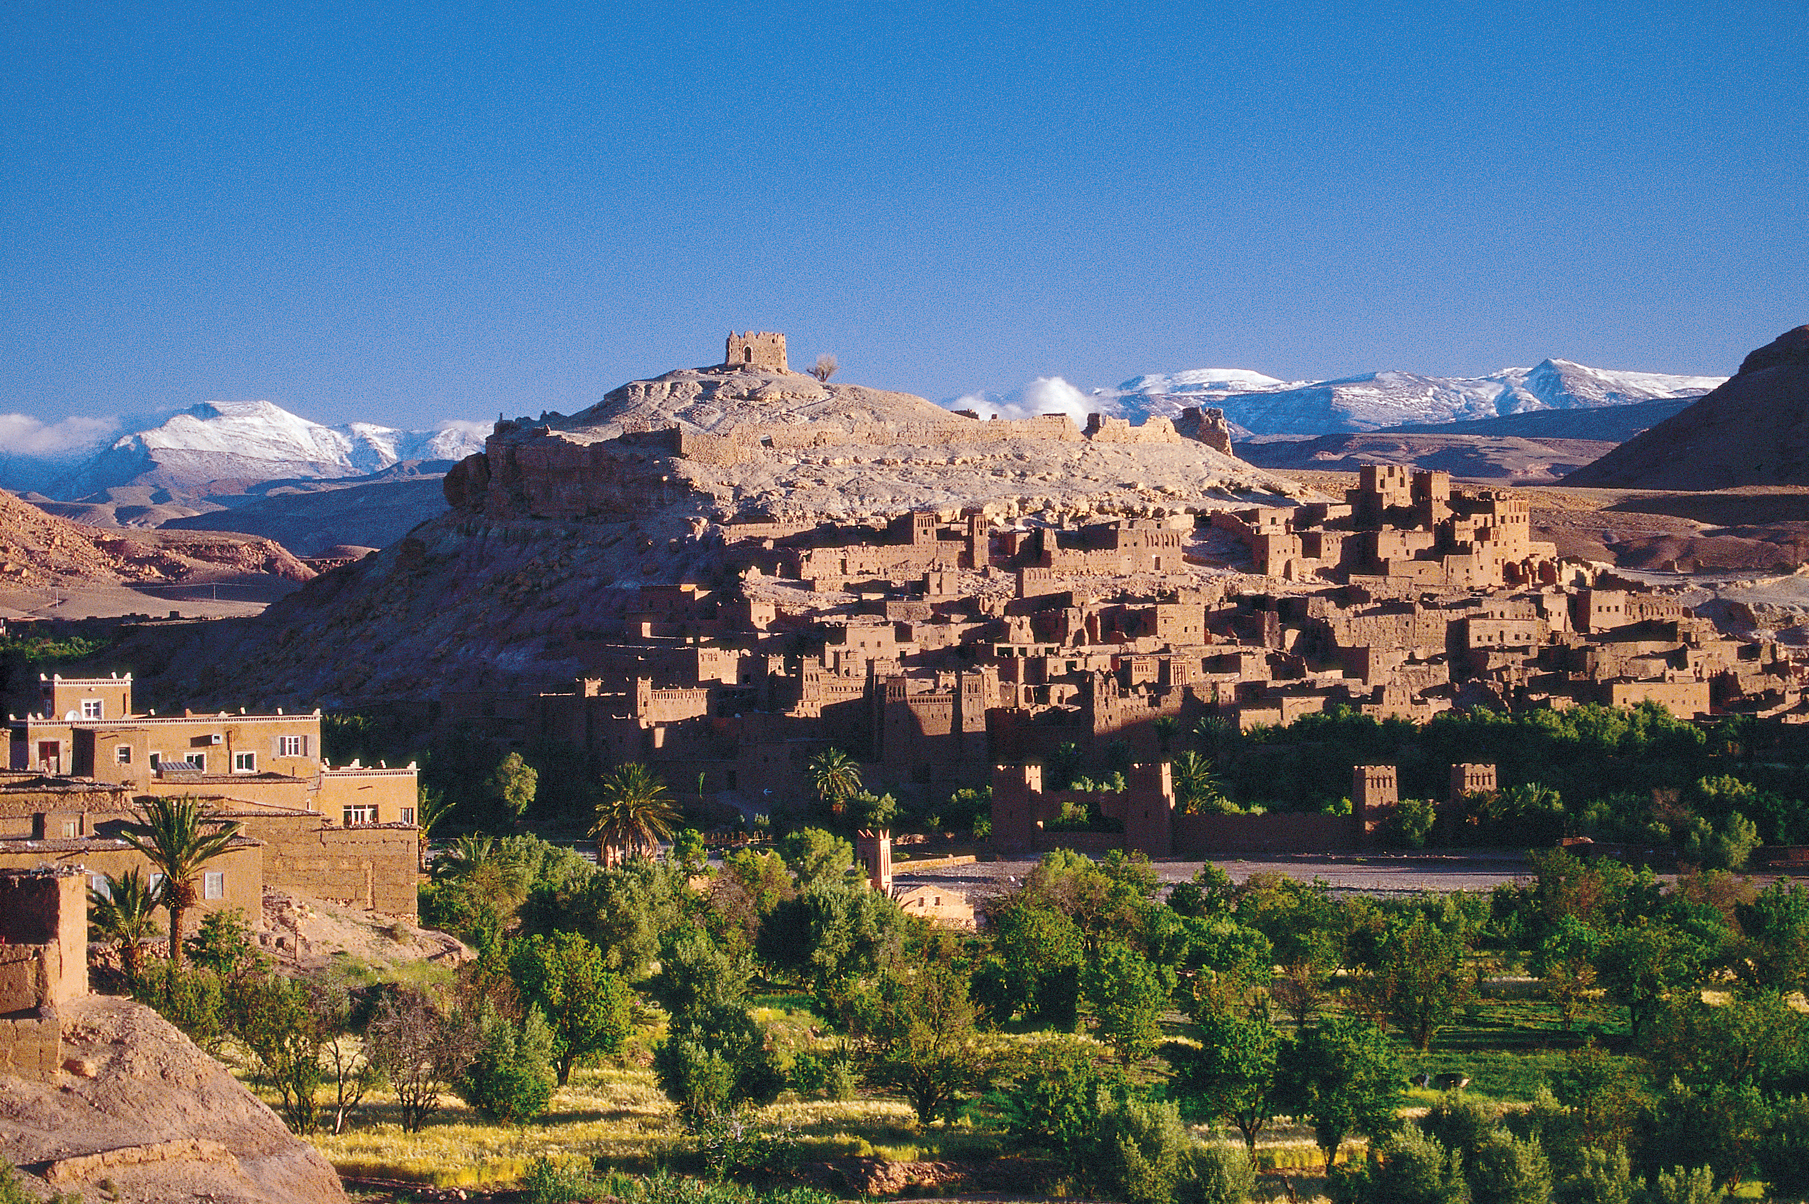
291 989 1656 1201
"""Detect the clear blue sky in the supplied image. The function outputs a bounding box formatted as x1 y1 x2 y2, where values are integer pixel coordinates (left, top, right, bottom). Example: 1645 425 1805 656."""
3 0 1805 434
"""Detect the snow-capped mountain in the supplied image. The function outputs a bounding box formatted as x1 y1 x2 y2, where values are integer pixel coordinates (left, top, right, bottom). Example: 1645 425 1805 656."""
1088 359 1725 437
41 401 487 500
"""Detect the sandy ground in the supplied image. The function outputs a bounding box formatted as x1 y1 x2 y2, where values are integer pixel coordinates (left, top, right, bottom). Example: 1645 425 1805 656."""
0 579 299 620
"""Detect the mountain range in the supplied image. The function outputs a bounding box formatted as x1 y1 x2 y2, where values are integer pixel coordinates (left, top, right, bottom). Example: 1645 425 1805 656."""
3 401 486 501
1088 358 1724 436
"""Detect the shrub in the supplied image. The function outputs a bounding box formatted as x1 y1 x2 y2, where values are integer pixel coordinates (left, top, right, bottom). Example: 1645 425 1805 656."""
1419 1091 1499 1164
1178 1145 1254 1204
458 1008 557 1124
131 963 228 1051
1466 1130 1551 1204
1331 1127 1466 1204
1568 1146 1636 1204
1756 1095 1809 1197
1645 1165 1722 1204
1094 1095 1192 1204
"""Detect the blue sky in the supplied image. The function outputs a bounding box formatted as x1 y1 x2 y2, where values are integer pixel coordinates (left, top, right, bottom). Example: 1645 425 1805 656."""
2 0 1805 438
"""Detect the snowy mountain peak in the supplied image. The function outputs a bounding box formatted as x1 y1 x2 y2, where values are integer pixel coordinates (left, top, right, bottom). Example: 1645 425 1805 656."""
43 401 487 501
1064 358 1725 437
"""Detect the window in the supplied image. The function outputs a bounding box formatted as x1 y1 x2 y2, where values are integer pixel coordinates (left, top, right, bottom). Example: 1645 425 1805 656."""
203 872 224 900
148 872 165 894
80 699 102 719
90 875 112 901
278 734 306 758
399 807 416 825
62 821 78 838
343 805 377 827
116 744 132 765
233 751 256 773
149 752 162 769
189 753 205 773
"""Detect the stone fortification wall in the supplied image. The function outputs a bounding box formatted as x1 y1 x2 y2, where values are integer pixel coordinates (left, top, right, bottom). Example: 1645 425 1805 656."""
1172 811 1360 855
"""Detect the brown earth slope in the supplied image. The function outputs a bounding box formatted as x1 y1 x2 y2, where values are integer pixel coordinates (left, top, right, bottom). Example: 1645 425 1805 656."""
1563 326 1809 489
0 490 314 590
0 994 346 1204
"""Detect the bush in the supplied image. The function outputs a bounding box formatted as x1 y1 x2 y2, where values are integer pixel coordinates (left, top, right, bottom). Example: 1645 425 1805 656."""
132 963 228 1051
1645 1165 1722 1204
1756 1095 1809 1197
1419 1091 1499 1163
1466 1130 1551 1204
1094 1095 1192 1204
789 1049 856 1100
1178 1145 1254 1204
458 1008 557 1124
1331 1127 1466 1204
1568 1146 1636 1204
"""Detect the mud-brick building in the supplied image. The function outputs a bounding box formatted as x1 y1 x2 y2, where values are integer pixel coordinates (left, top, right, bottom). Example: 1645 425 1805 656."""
4 676 420 919
0 868 86 1082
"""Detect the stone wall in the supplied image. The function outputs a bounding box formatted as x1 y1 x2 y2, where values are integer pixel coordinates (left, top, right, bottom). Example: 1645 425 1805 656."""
1172 811 1360 855
726 331 787 372
237 815 418 916
0 869 87 1006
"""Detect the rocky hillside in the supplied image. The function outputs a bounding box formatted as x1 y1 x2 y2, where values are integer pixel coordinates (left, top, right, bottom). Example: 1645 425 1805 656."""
0 994 346 1204
0 490 314 589
1563 326 1809 489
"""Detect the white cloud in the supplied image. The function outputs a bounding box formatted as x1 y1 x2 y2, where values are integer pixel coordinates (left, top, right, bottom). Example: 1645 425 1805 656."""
946 376 1096 427
434 418 490 437
0 413 122 460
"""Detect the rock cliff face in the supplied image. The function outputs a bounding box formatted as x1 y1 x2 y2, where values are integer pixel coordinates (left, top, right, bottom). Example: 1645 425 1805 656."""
0 994 346 1204
1562 327 1809 489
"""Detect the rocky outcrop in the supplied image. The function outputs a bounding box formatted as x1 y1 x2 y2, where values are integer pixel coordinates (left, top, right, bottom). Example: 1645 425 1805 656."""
1562 327 1809 489
448 365 1297 526
0 994 346 1204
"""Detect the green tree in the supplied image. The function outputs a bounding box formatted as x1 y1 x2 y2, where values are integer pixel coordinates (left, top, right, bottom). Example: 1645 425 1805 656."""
1755 1095 1809 1199
1281 1015 1404 1174
1333 1127 1466 1204
1172 752 1230 813
230 972 326 1134
776 827 854 887
670 828 708 876
991 1042 1111 1170
856 955 992 1124
758 878 903 1003
1092 1095 1194 1204
590 762 679 866
1646 1165 1723 1204
1733 880 1809 995
120 796 243 968
508 931 633 1085
1532 916 1601 1030
1596 921 1705 1041
1165 1008 1283 1150
88 867 162 981
485 751 539 822
1356 911 1472 1051
971 901 1086 1027
1083 942 1171 1066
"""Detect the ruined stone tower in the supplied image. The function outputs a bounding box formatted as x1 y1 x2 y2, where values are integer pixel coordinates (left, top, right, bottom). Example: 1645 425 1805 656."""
725 331 788 372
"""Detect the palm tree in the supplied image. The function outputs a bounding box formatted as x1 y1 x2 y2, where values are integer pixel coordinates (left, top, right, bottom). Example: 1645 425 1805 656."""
120 795 242 967
414 785 455 871
1152 716 1180 754
89 868 163 981
806 747 862 817
1172 751 1229 814
434 833 531 914
591 763 679 867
